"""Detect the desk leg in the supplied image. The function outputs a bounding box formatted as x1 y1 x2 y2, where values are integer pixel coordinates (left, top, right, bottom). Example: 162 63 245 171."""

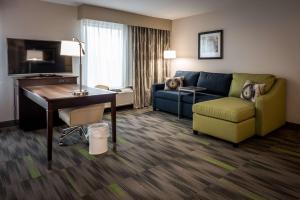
47 109 53 169
178 90 181 119
111 96 117 143
193 91 196 104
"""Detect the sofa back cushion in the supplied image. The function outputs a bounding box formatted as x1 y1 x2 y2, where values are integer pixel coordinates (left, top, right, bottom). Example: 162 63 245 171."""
175 71 200 86
229 73 276 97
196 72 232 96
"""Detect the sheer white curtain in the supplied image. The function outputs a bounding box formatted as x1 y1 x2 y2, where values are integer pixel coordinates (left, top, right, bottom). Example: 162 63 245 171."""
81 19 131 88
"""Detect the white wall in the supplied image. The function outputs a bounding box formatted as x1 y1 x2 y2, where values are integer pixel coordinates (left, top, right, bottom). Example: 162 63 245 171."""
0 2 12 123
171 0 300 124
0 0 80 122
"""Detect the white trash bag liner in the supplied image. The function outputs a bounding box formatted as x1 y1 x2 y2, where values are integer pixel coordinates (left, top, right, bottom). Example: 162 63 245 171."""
88 122 109 155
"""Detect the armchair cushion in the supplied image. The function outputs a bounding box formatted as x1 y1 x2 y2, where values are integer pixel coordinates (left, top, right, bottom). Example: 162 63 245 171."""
193 97 255 123
229 73 276 97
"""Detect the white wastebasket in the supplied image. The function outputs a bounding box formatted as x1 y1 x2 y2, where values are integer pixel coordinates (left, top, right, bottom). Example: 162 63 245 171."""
88 123 109 155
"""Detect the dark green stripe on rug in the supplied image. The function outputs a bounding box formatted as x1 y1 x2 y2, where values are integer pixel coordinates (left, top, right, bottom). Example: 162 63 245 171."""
271 147 300 158
114 153 144 173
62 169 85 197
219 178 266 200
108 183 126 197
75 146 96 161
201 156 236 171
24 155 41 179
177 133 210 146
117 136 129 145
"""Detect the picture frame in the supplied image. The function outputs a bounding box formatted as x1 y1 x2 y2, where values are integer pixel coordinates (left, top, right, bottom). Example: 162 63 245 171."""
198 30 223 59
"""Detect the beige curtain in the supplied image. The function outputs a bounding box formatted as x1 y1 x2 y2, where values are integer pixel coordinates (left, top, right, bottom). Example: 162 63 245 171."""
130 26 170 108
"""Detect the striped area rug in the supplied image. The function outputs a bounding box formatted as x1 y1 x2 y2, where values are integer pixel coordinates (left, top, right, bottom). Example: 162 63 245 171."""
0 108 299 200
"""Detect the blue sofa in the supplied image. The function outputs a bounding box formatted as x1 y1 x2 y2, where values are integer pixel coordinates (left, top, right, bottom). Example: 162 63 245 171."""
152 71 232 118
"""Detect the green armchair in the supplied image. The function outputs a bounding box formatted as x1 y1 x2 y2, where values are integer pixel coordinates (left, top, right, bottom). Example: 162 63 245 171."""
193 73 286 144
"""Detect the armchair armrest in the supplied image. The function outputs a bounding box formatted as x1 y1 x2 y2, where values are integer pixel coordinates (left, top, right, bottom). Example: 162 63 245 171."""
255 78 286 136
152 83 165 110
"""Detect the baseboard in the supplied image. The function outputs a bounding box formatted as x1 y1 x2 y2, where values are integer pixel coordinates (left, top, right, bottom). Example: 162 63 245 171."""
285 122 300 130
0 120 18 128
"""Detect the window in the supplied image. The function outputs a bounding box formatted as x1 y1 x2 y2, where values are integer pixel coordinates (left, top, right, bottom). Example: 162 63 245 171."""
81 19 131 88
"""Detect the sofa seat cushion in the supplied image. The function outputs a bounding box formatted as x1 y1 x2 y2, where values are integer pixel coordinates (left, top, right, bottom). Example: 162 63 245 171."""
175 71 200 86
155 90 189 101
197 72 232 96
192 97 255 123
182 93 223 104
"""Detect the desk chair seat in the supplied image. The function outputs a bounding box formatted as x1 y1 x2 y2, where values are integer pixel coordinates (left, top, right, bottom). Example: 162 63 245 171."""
95 85 109 90
58 104 105 145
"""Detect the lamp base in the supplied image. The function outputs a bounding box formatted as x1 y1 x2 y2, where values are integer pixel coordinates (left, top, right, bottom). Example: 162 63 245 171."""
72 90 89 96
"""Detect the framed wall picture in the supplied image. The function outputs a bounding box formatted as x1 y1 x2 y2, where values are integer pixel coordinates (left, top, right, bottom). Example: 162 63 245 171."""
198 30 223 59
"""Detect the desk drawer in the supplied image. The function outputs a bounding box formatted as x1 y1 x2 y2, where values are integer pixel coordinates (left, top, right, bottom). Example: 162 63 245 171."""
57 78 77 84
18 77 77 87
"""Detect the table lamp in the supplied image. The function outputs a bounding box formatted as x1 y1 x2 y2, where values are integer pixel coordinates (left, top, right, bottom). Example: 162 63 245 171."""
164 50 176 78
163 50 176 59
60 38 88 96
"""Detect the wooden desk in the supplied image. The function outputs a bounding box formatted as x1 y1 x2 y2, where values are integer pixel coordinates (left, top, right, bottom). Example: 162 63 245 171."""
17 75 78 130
20 84 117 169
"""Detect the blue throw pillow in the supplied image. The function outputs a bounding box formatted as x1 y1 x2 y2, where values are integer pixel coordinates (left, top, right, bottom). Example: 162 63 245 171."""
175 71 200 86
197 72 232 96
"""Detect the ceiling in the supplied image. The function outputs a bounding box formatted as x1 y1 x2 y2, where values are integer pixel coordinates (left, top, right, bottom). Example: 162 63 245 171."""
42 0 238 20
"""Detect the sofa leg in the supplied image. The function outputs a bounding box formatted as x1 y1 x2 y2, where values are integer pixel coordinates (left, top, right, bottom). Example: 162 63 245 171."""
232 143 239 148
193 130 198 135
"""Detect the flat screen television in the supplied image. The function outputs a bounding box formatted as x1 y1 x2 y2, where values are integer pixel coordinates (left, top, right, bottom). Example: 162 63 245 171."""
7 38 72 75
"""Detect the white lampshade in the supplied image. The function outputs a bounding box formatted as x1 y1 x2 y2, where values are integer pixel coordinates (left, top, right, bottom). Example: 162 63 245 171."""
26 50 44 61
60 40 85 57
164 50 176 59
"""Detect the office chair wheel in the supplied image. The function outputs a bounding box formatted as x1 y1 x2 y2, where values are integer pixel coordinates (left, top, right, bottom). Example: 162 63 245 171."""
59 136 65 146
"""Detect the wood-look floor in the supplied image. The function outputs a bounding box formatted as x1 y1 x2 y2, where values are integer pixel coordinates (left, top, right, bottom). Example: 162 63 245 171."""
0 109 299 200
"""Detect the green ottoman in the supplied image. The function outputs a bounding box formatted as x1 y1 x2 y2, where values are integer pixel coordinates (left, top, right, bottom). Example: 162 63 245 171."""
192 97 255 145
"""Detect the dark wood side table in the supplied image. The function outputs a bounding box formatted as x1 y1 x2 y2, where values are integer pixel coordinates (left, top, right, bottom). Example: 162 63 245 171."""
20 84 116 169
178 86 206 119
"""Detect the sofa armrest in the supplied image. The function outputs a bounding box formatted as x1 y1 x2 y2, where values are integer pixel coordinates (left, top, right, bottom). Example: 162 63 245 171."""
152 83 165 110
152 83 165 92
255 78 286 136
